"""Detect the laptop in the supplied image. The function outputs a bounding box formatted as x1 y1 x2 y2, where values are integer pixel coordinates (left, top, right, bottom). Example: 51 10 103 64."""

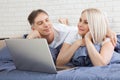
5 39 74 74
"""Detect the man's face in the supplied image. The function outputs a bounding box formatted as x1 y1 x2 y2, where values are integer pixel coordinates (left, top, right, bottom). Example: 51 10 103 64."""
32 13 53 37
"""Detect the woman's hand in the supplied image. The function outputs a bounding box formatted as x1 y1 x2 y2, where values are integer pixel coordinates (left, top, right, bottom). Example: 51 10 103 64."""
75 39 85 46
27 30 41 39
85 32 92 42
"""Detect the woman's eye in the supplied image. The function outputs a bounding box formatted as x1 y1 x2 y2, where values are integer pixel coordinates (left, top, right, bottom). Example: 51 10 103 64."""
84 21 88 24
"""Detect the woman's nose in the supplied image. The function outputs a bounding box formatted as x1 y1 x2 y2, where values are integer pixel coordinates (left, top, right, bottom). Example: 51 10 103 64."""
78 22 83 27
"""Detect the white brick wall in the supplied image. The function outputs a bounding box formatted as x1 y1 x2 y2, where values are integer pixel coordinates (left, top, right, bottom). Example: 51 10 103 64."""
0 0 120 38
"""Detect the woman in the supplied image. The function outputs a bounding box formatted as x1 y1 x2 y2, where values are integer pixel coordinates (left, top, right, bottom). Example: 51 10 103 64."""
56 8 116 66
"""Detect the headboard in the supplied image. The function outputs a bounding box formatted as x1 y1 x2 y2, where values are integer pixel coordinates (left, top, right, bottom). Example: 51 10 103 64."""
0 35 23 48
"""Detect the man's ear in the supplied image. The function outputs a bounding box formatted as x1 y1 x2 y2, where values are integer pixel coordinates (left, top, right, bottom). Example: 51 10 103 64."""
31 24 35 30
31 27 35 30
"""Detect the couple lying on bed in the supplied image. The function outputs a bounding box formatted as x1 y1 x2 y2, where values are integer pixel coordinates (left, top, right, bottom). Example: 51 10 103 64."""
25 8 120 68
1 8 120 72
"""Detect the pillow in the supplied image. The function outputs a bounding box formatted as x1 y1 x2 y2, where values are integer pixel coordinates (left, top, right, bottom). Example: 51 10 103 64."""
0 47 12 61
115 34 120 53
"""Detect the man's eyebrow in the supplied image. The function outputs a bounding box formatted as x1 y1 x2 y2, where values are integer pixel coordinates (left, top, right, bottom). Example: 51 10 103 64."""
36 17 49 23
36 21 42 24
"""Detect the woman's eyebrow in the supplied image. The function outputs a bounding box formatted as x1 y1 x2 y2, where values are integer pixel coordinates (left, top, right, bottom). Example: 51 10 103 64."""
79 18 81 21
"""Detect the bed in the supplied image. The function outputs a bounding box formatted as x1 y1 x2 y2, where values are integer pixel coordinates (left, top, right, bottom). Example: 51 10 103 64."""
0 64 120 80
0 35 120 80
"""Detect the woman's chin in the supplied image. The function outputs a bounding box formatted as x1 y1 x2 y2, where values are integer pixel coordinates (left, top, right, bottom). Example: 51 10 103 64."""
79 32 83 35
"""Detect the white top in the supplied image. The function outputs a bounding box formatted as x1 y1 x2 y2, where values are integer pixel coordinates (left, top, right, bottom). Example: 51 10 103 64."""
64 31 81 45
49 23 77 48
64 31 110 45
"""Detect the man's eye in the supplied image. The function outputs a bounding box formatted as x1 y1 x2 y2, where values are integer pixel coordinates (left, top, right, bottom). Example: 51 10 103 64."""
37 22 42 25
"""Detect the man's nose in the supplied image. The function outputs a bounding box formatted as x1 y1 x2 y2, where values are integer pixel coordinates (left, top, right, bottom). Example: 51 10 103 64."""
43 22 49 27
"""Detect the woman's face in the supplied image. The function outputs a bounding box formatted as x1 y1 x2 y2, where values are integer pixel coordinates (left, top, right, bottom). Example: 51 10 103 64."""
77 12 89 37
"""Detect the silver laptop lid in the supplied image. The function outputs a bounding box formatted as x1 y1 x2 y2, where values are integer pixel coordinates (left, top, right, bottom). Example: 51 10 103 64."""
5 39 57 74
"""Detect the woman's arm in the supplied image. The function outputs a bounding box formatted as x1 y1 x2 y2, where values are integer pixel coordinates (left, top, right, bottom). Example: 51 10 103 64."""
56 39 83 66
85 32 114 66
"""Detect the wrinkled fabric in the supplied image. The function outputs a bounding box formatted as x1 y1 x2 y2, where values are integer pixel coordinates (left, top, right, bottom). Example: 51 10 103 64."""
1 64 120 80
72 44 120 66
0 47 12 61
49 44 62 63
0 47 16 71
72 44 101 66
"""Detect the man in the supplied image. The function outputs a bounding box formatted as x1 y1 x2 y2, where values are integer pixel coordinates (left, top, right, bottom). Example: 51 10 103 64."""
26 9 76 62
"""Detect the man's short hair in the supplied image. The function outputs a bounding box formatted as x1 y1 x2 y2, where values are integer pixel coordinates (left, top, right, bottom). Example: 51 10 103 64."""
28 9 48 25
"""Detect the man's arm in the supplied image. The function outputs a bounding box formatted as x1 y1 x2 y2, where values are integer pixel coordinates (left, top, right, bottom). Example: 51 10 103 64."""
26 30 41 39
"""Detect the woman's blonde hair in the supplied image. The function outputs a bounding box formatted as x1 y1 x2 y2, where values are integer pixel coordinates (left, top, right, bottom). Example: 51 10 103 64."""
82 8 108 44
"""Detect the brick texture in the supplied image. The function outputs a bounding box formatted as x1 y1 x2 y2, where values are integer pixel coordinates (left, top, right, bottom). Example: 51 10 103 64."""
0 0 120 37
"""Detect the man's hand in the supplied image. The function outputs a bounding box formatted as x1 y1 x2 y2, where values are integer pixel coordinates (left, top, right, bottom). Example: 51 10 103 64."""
106 30 117 47
27 30 41 39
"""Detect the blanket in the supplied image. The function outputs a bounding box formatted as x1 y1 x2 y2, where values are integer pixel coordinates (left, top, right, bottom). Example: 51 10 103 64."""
1 35 120 80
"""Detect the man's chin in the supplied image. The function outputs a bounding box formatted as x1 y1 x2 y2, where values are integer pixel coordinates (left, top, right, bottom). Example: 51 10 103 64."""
44 32 51 36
